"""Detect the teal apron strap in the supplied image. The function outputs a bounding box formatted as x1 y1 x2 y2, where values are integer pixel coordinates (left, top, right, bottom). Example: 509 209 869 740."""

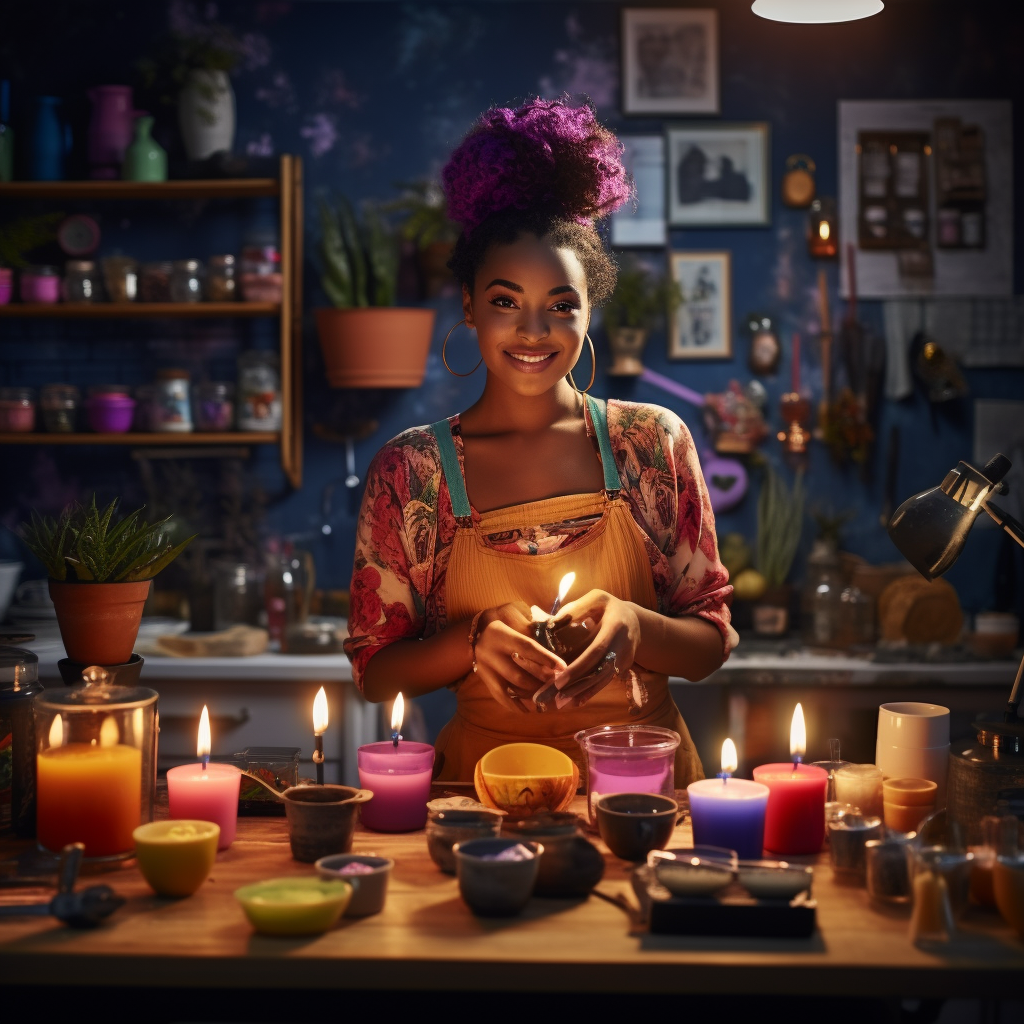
428 419 473 525
584 394 623 497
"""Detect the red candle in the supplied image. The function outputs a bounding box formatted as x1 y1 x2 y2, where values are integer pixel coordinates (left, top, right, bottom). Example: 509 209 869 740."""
752 704 828 855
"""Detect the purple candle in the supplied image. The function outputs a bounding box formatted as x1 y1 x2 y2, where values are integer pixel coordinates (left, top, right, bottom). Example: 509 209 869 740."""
686 739 769 860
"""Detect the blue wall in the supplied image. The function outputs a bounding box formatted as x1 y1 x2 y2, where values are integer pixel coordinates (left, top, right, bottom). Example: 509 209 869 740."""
2 0 1023 624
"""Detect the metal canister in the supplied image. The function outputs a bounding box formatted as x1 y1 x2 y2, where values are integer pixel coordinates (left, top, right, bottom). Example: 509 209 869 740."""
0 646 42 837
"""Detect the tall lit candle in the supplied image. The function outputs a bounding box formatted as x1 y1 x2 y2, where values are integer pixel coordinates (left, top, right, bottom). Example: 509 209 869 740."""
167 705 241 850
687 738 770 860
313 686 328 785
550 572 576 616
36 712 142 858
752 704 829 855
358 692 434 833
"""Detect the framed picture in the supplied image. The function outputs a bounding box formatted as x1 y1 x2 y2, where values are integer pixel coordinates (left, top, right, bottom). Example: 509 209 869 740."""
669 251 732 360
610 135 667 247
665 123 771 227
621 8 719 116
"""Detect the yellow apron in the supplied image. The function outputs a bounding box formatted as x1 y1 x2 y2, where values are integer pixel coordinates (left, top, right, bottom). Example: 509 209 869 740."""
429 395 703 786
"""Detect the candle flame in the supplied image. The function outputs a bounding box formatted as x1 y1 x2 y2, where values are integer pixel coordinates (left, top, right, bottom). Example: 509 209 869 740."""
391 692 405 735
197 705 211 759
556 572 576 605
48 714 63 748
721 737 738 776
790 703 807 761
313 686 329 736
818 220 830 241
99 716 120 748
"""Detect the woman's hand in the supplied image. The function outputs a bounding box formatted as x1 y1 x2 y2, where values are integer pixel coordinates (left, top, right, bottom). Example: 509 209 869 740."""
548 590 641 707
472 602 568 713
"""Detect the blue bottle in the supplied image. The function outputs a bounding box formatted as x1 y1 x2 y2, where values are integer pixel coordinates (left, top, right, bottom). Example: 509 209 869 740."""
29 96 71 181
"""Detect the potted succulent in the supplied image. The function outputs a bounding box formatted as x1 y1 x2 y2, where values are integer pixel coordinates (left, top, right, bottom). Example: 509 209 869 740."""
315 195 436 388
20 497 195 666
753 463 805 637
384 180 460 299
602 260 682 376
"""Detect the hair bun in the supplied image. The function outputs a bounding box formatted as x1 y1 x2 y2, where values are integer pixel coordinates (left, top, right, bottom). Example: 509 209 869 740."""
442 98 631 234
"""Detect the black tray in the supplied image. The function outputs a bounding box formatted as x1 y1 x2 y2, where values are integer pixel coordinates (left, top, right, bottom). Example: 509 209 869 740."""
632 865 817 938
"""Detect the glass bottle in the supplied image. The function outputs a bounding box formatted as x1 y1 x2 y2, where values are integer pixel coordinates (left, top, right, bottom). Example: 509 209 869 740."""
0 646 42 837
62 260 98 302
170 259 204 303
801 539 842 647
152 369 193 432
40 383 79 433
207 254 237 301
237 351 282 431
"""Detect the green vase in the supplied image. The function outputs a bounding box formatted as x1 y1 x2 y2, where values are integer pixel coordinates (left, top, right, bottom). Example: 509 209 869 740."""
122 116 166 182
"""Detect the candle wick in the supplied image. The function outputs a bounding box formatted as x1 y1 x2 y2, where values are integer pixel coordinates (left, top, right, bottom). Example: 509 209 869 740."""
391 730 400 749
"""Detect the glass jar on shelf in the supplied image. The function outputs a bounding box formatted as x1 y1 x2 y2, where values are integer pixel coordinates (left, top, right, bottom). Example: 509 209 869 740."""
0 387 37 432
240 241 282 303
0 267 12 305
213 561 265 630
801 539 843 648
20 265 61 304
169 260 204 303
206 254 237 301
100 256 138 303
139 261 173 302
193 381 235 431
40 383 80 433
152 369 192 432
237 351 282 431
62 260 98 303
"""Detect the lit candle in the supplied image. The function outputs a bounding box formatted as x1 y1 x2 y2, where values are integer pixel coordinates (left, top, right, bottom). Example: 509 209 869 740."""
357 692 434 833
550 571 576 616
167 705 241 850
313 686 328 785
686 738 770 860
36 712 142 858
752 704 829 855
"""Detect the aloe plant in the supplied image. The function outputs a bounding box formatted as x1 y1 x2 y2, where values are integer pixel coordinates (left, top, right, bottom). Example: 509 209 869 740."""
20 497 195 583
318 195 398 309
756 464 806 589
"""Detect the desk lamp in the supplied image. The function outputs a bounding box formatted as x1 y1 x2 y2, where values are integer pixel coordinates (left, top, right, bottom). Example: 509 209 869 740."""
887 453 1024 721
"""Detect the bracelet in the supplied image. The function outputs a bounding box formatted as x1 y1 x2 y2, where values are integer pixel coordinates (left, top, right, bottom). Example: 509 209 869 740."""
467 611 485 673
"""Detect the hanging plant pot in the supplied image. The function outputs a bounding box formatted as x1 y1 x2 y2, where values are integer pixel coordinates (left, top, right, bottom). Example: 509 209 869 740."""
178 69 236 161
607 327 648 377
316 308 436 388
49 580 152 666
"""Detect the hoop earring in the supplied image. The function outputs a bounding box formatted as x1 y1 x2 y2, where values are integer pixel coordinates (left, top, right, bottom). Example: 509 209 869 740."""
567 334 596 395
441 319 482 377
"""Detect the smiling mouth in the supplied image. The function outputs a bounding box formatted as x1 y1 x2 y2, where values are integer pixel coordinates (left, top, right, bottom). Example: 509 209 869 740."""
505 350 557 372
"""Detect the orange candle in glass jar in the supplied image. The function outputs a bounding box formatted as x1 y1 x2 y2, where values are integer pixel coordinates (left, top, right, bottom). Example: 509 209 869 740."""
37 741 142 858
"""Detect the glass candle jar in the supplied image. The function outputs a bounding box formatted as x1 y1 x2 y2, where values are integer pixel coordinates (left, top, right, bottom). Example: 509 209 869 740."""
101 256 138 303
139 261 173 302
193 381 234 431
40 383 80 433
237 351 282 431
170 259 204 303
240 243 283 303
807 198 838 259
153 369 193 433
0 267 12 305
20 265 60 304
63 260 98 303
213 561 265 630
206 254 237 301
0 387 37 432
86 384 135 434
0 646 42 838
34 670 158 860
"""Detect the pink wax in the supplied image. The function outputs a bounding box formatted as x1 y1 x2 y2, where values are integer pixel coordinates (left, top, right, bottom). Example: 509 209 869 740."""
166 763 241 850
752 762 828 855
357 741 434 833
588 766 670 820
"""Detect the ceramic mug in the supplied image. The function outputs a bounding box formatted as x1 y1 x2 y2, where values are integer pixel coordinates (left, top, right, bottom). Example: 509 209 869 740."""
876 702 950 750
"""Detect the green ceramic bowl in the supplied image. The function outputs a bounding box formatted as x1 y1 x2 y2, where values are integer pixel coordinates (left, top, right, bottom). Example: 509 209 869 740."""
234 877 352 935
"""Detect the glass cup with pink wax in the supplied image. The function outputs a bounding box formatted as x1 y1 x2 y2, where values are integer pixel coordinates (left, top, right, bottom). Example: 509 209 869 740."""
357 741 435 832
576 725 680 823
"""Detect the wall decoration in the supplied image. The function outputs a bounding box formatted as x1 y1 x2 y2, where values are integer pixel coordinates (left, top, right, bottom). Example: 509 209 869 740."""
744 312 781 375
610 135 667 247
665 123 770 227
838 100 1012 298
807 198 838 259
621 8 719 115
781 154 816 208
668 251 731 360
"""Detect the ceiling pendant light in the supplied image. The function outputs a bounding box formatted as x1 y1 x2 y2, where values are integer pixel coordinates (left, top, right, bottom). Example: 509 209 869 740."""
751 0 884 23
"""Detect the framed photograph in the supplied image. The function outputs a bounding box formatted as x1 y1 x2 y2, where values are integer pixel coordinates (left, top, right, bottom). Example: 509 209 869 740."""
610 135 667 247
621 8 719 116
665 123 771 227
669 251 732 360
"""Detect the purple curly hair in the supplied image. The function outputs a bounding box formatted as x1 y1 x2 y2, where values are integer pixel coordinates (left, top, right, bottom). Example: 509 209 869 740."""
442 98 631 234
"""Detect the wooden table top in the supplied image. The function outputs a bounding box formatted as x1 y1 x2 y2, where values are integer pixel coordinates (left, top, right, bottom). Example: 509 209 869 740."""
1 794 1021 999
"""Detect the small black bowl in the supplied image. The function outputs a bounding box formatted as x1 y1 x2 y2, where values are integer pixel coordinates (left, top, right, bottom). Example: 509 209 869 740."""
595 793 680 861
58 654 145 686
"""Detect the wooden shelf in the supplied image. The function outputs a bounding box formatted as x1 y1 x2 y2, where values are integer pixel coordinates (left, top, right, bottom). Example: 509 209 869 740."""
0 432 279 446
0 302 280 319
0 179 280 200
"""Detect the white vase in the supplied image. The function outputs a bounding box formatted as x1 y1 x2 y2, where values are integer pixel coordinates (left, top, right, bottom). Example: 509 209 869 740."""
177 69 235 161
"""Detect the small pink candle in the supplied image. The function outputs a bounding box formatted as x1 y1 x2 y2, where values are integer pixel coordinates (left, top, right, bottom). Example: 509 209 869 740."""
166 706 240 850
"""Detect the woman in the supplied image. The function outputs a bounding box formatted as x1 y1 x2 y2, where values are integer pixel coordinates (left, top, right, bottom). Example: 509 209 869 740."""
345 99 736 784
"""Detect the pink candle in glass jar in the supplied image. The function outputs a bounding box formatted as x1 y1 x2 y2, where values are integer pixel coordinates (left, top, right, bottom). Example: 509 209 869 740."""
0 388 37 432
358 740 434 833
20 265 61 304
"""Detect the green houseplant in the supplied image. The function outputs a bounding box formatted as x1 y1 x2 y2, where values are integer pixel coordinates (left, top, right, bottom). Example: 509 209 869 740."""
754 463 805 636
315 194 436 388
384 179 460 299
603 260 682 376
20 497 195 666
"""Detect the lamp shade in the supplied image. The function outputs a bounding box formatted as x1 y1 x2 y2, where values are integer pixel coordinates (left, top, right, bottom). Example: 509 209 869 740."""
751 0 884 23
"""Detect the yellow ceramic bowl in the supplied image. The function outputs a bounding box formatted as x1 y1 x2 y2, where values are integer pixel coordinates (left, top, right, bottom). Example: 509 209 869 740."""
992 857 1024 938
474 742 579 820
133 820 220 897
234 877 352 936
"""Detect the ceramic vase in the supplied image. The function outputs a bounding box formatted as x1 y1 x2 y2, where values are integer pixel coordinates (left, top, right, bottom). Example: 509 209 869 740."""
607 327 648 377
178 69 235 161
87 85 134 180
29 96 69 181
122 116 167 182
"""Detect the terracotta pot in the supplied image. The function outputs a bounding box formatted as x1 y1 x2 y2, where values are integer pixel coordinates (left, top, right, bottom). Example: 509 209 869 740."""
48 580 151 666
607 327 648 377
316 308 436 388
